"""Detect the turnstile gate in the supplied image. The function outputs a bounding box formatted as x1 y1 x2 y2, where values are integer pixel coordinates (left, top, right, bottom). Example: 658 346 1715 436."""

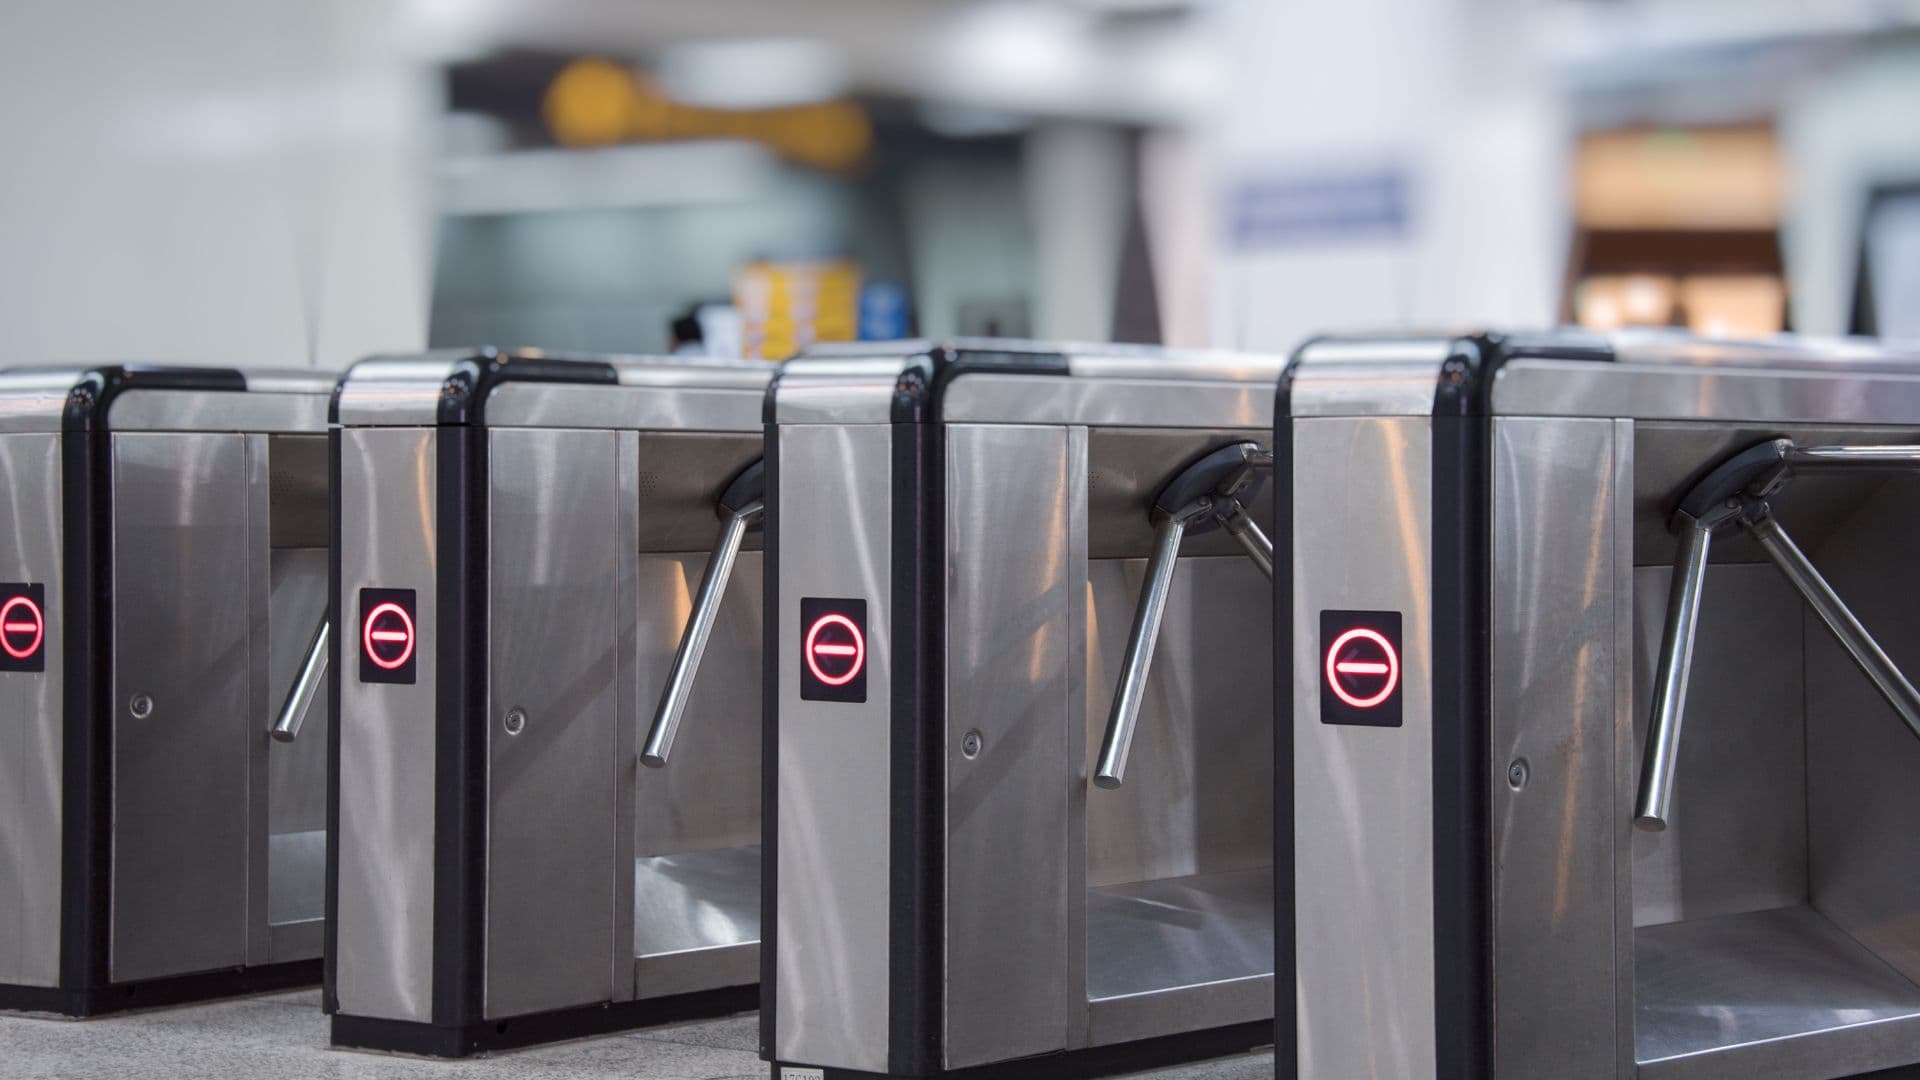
329 350 770 1056
765 341 1283 1078
0 366 335 1015
1279 332 1920 1079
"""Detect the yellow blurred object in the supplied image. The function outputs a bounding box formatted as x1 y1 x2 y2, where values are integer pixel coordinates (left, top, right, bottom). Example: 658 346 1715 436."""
543 58 639 148
542 57 872 171
735 259 862 360
1575 274 1677 331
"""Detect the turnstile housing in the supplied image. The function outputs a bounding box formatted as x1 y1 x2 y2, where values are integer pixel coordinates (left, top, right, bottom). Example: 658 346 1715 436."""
766 341 1284 1078
328 350 770 1056
1279 332 1920 1079
0 366 334 1015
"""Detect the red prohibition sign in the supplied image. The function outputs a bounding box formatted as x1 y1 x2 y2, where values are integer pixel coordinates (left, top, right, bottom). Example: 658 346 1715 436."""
804 613 865 687
1325 626 1399 709
362 601 416 671
0 595 44 660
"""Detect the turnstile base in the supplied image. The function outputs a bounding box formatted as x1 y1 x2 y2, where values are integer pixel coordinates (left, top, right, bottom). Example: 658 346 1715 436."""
330 982 758 1058
0 958 320 1018
767 1019 1271 1079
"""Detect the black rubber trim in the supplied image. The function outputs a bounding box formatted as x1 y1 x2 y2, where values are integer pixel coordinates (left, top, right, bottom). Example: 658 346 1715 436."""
435 350 621 427
1673 438 1793 521
923 344 1070 422
779 1019 1271 1079
758 419 781 1059
720 458 766 519
1151 441 1268 535
431 421 489 1028
887 397 943 1075
0 960 319 1018
333 984 757 1059
1429 338 1491 1079
1271 353 1299 1076
323 428 344 1014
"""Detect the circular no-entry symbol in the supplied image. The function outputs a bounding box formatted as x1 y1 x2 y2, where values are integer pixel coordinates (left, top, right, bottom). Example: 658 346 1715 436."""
804 612 865 687
1 594 45 661
1325 626 1400 709
362 602 416 671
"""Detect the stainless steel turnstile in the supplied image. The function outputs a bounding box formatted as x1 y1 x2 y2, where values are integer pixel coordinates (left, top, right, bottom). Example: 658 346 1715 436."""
0 366 335 1015
329 350 770 1056
1280 332 1920 1079
766 341 1282 1078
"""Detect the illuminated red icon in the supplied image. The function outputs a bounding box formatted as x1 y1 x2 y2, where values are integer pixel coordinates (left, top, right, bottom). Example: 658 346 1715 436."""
362 602 416 671
1325 626 1399 709
0 594 44 661
804 612 865 687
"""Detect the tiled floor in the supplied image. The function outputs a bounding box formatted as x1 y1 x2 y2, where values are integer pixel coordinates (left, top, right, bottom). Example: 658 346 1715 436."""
0 990 1274 1079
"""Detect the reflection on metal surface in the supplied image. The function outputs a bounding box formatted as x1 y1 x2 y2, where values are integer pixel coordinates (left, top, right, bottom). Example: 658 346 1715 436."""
1086 868 1273 1003
267 829 327 927
0 432 62 987
334 427 438 1024
632 845 760 959
645 501 762 768
1635 905 1920 1070
110 432 251 983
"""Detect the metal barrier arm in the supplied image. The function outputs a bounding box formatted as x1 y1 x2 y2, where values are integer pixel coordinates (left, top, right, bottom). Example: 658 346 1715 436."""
1093 441 1273 789
642 459 765 769
271 619 329 743
1634 439 1920 830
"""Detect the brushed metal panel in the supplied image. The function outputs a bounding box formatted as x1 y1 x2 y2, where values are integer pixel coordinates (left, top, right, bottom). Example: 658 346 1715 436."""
1084 557 1273 888
1634 905 1920 1077
633 552 762 858
243 434 272 966
106 390 327 434
1491 360 1920 424
109 432 251 982
1290 415 1435 1080
485 383 767 432
484 427 623 1019
1488 417 1620 1078
1629 564 1807 927
940 376 1275 429
773 422 892 1072
943 423 1073 1069
631 433 766 554
1804 472 1920 987
0 432 62 986
335 426 438 1023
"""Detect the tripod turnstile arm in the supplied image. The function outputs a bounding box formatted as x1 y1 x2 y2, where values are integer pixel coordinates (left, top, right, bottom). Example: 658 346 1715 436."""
643 460 765 769
1748 512 1920 743
271 618 329 743
1633 514 1714 831
1636 439 1920 830
1095 501 1209 790
1219 502 1275 582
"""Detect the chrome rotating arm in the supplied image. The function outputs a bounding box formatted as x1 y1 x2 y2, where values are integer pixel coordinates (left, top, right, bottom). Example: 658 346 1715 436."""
271 618 328 743
643 460 765 769
1635 439 1920 831
1094 441 1273 789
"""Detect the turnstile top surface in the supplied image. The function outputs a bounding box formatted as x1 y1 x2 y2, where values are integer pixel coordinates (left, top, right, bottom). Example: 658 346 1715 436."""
0 365 336 434
334 348 774 430
773 339 1291 427
1288 329 1920 424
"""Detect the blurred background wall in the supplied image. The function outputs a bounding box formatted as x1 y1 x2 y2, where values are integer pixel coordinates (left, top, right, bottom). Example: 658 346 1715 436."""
1 0 1916 369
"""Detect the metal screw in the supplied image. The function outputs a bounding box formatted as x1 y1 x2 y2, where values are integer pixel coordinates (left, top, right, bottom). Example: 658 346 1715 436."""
1507 758 1529 791
128 693 154 720
503 707 527 736
960 730 983 759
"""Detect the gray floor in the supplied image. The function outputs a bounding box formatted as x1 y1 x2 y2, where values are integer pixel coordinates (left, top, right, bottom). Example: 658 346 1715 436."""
0 990 1274 1079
